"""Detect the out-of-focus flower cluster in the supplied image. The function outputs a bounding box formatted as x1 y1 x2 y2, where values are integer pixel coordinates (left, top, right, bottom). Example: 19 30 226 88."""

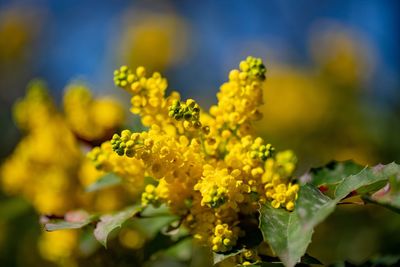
63 83 125 142
0 81 142 264
118 10 189 73
90 57 299 260
257 25 380 167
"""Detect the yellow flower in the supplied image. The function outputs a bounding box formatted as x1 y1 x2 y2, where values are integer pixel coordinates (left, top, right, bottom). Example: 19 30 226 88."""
211 223 240 252
38 230 78 263
92 57 299 257
1 79 142 263
63 83 124 141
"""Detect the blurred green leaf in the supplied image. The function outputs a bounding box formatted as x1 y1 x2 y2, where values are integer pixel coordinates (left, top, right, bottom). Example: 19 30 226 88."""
300 253 323 265
251 253 321 266
256 263 284 267
85 173 122 192
140 204 172 218
307 161 364 198
330 255 400 267
369 254 400 266
309 161 364 186
45 218 93 231
164 238 193 261
361 163 400 213
143 232 189 261
126 205 178 240
44 210 97 231
94 205 140 248
363 183 400 213
333 163 400 199
131 216 178 239
0 197 30 221
213 247 245 265
78 227 101 257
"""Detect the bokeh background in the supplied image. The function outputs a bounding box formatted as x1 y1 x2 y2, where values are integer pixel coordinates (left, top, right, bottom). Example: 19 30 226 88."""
0 0 399 266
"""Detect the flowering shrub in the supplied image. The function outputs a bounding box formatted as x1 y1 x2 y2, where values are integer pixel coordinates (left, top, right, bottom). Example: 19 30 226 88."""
0 81 141 264
94 57 298 255
2 57 400 267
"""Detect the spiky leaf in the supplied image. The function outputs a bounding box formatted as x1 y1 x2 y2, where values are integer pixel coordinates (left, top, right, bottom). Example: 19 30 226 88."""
94 205 140 247
260 162 400 267
44 210 96 231
85 173 122 192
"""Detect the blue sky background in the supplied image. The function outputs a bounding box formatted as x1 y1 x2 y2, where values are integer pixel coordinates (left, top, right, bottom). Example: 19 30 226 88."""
0 0 398 100
0 0 399 158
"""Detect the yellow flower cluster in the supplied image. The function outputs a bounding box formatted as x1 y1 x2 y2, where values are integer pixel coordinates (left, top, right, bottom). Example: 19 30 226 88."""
141 184 160 207
113 65 180 129
87 141 145 191
239 249 261 266
209 57 265 134
38 230 78 263
90 57 299 254
2 81 80 214
194 166 250 210
168 98 204 130
0 81 139 264
211 223 241 252
262 150 299 211
63 82 124 141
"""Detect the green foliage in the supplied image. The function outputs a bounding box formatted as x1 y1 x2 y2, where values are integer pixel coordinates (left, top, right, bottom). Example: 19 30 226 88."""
213 248 245 265
0 197 30 221
85 173 122 192
93 205 141 248
259 161 400 267
44 210 97 231
212 216 263 264
259 190 313 267
362 166 400 213
363 185 400 213
41 161 400 267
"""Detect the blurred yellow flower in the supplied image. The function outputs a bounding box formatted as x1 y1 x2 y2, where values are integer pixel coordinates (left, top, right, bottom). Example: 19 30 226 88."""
38 230 78 263
118 10 189 72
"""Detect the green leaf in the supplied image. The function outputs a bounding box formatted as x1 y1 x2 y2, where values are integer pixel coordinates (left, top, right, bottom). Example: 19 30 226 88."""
94 205 140 247
252 254 322 267
260 162 400 267
333 163 400 199
369 254 400 266
259 184 339 267
295 184 337 230
0 197 31 221
309 160 364 186
164 238 193 261
213 247 245 265
44 210 97 231
126 204 178 240
257 263 284 267
85 173 122 192
307 161 364 198
363 182 400 213
260 194 312 267
143 232 189 261
331 255 400 267
300 253 323 265
308 161 400 200
248 254 321 267
78 227 101 256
